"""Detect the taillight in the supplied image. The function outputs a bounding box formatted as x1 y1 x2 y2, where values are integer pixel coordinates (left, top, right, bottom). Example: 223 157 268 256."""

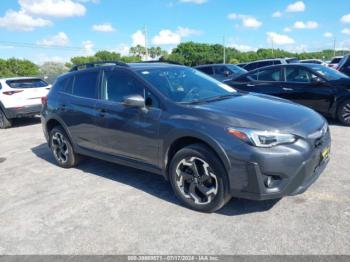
41 96 48 105
3 90 24 95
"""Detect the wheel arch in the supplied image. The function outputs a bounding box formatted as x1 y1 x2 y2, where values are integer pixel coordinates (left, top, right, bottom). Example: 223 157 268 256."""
163 132 231 180
45 117 74 148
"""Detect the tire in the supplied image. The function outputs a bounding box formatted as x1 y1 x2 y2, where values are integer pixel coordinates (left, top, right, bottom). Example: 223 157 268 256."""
169 143 231 213
337 100 350 126
49 126 80 168
0 109 12 129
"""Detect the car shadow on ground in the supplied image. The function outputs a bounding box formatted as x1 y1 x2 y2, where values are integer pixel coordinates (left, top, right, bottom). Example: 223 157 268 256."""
31 143 279 216
10 116 41 128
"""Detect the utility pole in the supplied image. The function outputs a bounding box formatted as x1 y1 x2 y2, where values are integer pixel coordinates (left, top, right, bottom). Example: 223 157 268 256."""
223 36 226 64
271 39 274 58
333 37 336 57
144 25 149 61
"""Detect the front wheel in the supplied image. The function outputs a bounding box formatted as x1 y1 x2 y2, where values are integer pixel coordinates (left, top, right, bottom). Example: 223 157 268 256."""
337 100 350 126
169 144 230 213
49 126 80 168
0 110 12 129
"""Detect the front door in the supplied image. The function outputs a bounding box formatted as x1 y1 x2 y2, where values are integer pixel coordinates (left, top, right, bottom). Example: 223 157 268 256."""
94 68 161 165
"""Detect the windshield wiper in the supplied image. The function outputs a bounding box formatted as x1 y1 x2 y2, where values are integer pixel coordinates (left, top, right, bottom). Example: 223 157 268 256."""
186 93 237 104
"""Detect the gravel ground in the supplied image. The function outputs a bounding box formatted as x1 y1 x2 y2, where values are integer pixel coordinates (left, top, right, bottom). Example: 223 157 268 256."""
0 117 349 255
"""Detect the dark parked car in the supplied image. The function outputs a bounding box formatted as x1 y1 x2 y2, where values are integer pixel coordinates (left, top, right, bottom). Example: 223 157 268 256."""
41 61 331 212
243 58 299 71
195 64 246 82
337 55 350 77
227 64 350 125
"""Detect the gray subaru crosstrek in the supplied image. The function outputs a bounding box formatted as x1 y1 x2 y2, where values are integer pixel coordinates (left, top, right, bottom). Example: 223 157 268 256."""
41 62 331 212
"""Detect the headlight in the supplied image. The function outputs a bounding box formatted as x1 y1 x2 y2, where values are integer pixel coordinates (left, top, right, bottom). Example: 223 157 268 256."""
228 128 297 147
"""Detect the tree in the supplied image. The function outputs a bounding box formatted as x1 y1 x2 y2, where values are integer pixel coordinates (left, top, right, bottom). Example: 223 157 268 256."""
129 45 146 59
0 58 39 77
39 62 68 83
95 50 121 61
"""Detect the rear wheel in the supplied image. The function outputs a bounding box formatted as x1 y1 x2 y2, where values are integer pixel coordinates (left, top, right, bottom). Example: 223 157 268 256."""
49 126 80 168
169 144 230 213
0 109 12 129
337 100 350 126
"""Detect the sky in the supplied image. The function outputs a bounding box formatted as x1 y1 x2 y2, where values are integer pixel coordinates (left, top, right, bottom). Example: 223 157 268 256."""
0 0 349 64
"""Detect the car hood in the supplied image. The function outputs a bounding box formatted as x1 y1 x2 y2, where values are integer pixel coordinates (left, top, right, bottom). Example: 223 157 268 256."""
192 93 325 138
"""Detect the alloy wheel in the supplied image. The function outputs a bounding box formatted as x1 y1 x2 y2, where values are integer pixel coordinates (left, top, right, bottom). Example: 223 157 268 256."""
175 157 218 205
342 103 350 124
51 132 69 164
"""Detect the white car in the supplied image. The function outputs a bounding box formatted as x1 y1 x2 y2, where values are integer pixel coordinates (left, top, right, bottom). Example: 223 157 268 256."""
328 56 343 68
0 77 50 128
300 59 327 66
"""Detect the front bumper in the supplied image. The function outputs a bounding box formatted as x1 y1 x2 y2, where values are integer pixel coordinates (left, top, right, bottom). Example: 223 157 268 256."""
5 104 42 119
226 132 331 200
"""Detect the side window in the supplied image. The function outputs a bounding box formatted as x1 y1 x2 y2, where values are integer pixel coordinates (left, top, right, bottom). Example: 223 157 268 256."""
274 60 282 65
258 68 282 81
197 67 214 75
285 67 312 83
102 69 144 103
72 71 99 98
214 66 228 76
0 82 2 90
145 90 160 108
247 71 259 81
244 63 257 71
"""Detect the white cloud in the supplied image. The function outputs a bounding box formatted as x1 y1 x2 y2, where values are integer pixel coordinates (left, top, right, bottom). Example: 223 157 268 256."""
179 0 207 4
37 32 69 46
150 27 201 46
342 28 350 35
152 30 182 45
293 21 318 29
113 43 130 56
286 1 305 12
19 0 86 17
284 27 292 32
82 40 94 55
92 23 115 32
227 13 262 29
132 30 146 46
340 14 350 23
229 43 257 52
176 26 202 37
323 32 333 38
272 11 282 18
0 9 51 31
266 32 295 45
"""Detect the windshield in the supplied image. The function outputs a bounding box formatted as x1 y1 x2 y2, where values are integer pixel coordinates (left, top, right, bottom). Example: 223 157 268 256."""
309 65 349 81
226 64 247 74
136 67 236 103
6 78 49 88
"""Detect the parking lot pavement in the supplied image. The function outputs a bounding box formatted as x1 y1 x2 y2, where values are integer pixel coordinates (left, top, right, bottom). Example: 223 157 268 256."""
0 118 349 255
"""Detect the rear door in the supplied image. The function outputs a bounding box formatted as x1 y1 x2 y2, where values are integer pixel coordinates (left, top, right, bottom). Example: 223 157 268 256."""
58 69 101 150
230 67 285 97
94 68 161 165
281 66 335 113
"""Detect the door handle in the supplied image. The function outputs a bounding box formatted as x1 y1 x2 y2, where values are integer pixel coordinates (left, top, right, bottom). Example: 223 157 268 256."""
59 104 67 112
247 84 255 87
282 87 294 91
96 108 106 117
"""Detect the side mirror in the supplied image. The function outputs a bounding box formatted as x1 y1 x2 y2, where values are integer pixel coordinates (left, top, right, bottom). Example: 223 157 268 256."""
312 77 325 86
123 95 145 108
224 70 231 77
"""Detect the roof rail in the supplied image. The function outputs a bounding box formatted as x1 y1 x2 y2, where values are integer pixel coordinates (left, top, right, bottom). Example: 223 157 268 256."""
69 61 129 72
